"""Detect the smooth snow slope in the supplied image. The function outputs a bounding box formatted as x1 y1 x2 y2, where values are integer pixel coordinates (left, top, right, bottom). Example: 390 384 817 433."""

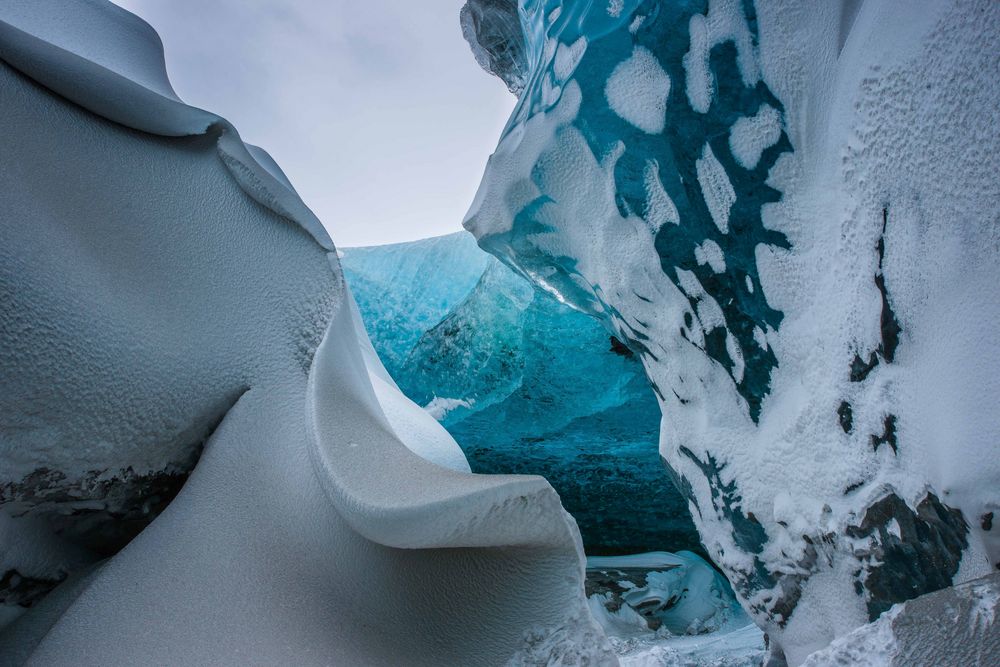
462 0 1000 663
0 1 613 663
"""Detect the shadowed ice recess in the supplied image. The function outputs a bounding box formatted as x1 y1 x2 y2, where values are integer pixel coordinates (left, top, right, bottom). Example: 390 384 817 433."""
341 231 703 557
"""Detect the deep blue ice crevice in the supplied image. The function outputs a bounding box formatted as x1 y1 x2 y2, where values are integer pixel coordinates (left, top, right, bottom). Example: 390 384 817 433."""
345 231 703 555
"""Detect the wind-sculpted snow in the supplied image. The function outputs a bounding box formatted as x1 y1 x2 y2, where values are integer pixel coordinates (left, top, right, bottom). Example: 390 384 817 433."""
463 0 1000 663
0 1 615 663
346 232 702 555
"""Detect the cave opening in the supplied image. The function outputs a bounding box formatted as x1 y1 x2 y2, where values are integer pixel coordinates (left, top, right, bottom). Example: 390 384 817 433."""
339 232 761 647
340 232 703 559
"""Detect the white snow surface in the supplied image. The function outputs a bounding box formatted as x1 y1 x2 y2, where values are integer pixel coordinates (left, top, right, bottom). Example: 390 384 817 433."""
0 1 614 663
682 0 760 113
800 572 1000 666
695 143 736 234
613 623 764 667
423 396 476 422
728 103 782 170
605 45 670 134
800 606 901 667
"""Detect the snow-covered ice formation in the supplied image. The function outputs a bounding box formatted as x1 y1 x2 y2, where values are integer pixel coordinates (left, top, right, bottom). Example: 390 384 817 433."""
345 231 701 555
586 551 766 667
463 0 1000 663
800 571 1000 667
586 551 746 636
0 1 614 663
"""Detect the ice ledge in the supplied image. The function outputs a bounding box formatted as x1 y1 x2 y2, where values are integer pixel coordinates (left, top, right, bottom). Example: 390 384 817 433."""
460 0 528 96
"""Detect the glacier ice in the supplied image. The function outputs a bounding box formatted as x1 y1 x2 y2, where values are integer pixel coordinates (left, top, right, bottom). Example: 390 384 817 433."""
460 0 528 95
345 231 702 555
585 551 766 666
0 1 616 663
463 0 1000 663
340 232 489 378
586 551 746 636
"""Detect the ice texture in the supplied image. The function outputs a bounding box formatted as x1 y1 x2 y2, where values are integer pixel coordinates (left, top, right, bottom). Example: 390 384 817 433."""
460 0 528 95
462 0 1000 663
345 232 701 555
605 46 670 134
586 551 765 666
339 232 489 378
800 572 1000 666
0 1 614 663
587 551 744 635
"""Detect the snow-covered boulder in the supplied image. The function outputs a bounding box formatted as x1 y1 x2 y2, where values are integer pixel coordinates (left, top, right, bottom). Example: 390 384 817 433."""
0 1 612 663
801 572 1000 667
462 0 1000 663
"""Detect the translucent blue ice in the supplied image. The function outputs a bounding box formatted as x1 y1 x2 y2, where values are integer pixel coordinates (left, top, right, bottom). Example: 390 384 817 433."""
345 231 701 555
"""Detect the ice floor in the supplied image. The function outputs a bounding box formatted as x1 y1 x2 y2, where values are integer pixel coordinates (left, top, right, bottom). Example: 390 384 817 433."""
610 623 764 667
586 553 765 666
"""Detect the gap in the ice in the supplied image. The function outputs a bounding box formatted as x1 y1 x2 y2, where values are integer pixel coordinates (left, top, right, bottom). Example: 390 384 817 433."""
341 231 762 653
340 231 703 557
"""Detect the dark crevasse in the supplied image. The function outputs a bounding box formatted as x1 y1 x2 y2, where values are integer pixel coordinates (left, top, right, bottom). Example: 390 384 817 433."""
340 231 701 556
452 402 700 555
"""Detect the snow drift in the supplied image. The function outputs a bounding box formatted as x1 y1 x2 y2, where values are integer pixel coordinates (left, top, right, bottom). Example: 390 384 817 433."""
0 1 613 663
462 0 1000 663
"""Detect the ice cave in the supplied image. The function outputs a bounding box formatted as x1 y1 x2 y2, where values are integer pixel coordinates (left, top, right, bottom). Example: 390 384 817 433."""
1 0 999 665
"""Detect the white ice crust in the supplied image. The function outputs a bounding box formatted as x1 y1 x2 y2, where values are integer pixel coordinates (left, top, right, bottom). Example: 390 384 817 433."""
800 572 1000 666
0 1 614 663
605 45 670 134
728 103 782 170
695 143 735 234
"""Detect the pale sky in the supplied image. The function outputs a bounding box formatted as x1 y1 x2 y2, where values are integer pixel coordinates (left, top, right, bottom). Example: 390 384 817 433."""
113 0 515 247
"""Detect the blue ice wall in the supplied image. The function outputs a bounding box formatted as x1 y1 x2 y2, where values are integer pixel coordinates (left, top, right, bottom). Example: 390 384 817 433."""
344 232 700 555
340 233 489 378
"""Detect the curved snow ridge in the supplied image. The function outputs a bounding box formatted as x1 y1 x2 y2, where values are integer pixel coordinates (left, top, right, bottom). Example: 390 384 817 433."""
308 283 616 662
0 0 332 251
346 281 473 473
308 294 590 551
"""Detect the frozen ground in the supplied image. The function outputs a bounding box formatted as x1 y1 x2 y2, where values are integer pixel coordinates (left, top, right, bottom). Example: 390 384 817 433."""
611 623 764 667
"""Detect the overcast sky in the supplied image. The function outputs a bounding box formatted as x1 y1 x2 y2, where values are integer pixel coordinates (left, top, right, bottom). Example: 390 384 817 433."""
113 0 515 247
